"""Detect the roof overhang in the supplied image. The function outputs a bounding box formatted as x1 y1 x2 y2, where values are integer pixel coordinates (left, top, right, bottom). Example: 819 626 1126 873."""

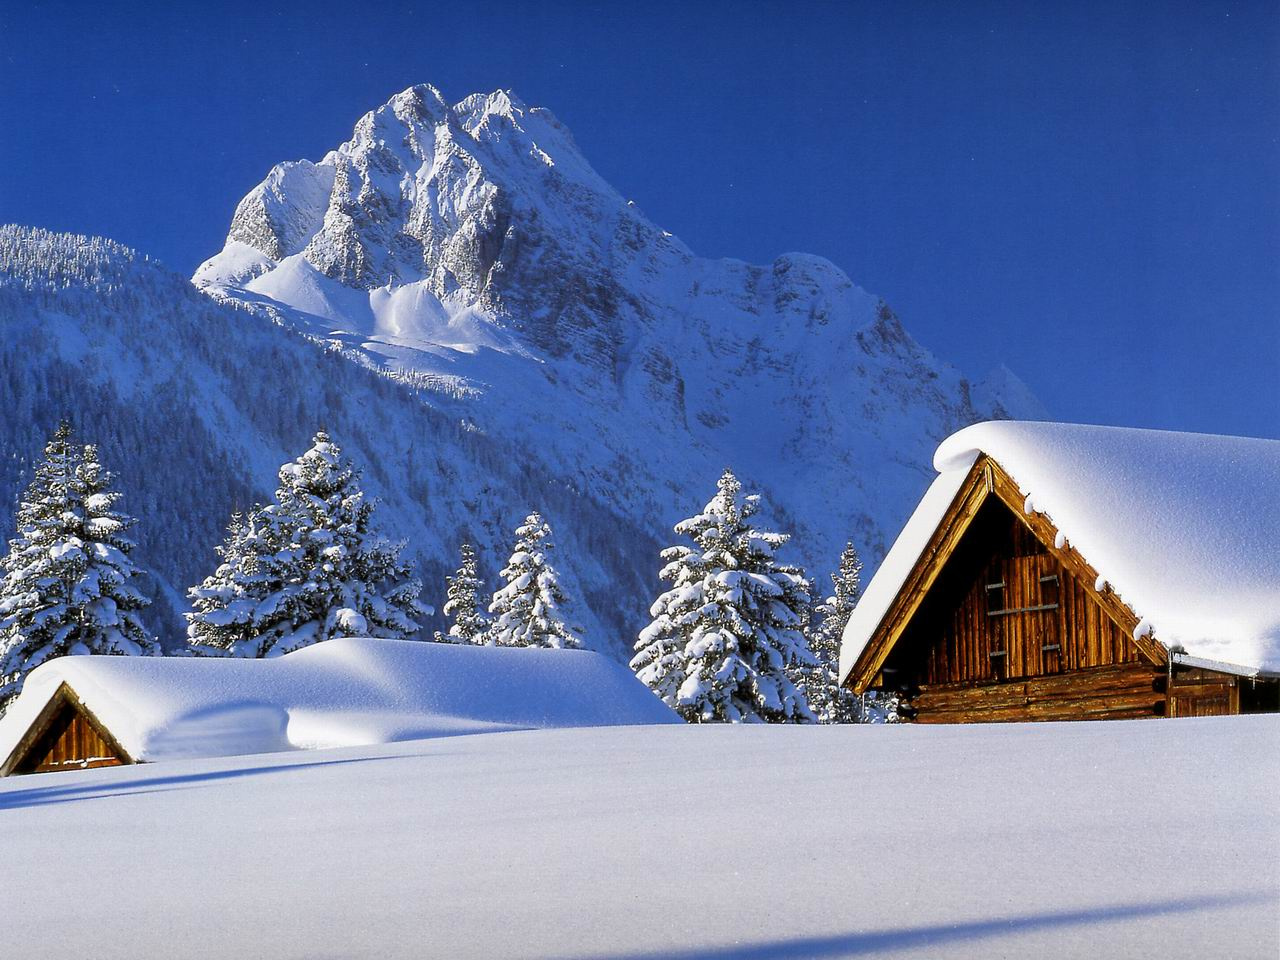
1168 652 1280 681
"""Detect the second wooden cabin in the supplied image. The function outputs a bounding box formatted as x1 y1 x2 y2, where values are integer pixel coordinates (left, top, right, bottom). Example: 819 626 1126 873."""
0 637 681 777
840 421 1280 722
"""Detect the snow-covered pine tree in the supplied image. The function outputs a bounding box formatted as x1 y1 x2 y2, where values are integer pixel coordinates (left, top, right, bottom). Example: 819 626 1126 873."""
73 443 160 654
186 431 429 657
631 469 815 723
488 513 581 649
0 425 158 711
803 541 864 723
0 423 83 709
185 505 287 654
434 541 489 644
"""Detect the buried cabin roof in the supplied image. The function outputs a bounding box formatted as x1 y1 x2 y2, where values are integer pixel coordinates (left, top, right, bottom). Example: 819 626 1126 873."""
840 421 1280 684
0 637 679 766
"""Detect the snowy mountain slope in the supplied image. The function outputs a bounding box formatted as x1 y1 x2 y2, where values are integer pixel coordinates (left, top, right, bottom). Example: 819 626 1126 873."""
196 84 1043 580
1 718 1274 959
0 226 661 651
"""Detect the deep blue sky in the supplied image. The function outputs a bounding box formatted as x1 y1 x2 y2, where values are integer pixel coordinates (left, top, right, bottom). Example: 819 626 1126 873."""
2 1 1277 438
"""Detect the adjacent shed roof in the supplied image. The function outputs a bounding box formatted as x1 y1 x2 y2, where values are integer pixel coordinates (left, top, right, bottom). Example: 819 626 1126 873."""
0 637 678 766
840 421 1280 683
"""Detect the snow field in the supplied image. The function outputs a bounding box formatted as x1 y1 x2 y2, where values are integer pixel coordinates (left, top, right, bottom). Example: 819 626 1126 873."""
0 717 1275 959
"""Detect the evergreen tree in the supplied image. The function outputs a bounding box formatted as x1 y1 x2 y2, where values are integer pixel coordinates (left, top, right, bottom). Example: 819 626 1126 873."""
803 541 864 723
435 542 489 644
0 424 158 711
185 506 286 654
488 513 581 649
631 469 815 723
186 431 428 657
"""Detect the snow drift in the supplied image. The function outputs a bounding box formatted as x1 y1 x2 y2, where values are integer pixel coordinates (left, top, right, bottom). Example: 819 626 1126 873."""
0 637 678 764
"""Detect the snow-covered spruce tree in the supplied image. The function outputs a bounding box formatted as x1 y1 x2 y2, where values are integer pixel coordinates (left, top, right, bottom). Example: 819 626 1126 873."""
186 432 428 657
185 506 287 655
631 469 815 723
803 541 864 724
488 513 581 649
0 425 158 711
73 444 160 655
434 542 489 644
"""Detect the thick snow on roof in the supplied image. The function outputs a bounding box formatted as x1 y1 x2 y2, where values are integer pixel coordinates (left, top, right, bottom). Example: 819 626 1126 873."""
0 638 677 764
841 421 1280 683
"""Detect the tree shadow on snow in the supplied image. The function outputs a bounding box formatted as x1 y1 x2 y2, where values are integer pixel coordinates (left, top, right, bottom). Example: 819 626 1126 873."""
0 753 416 810
575 891 1275 960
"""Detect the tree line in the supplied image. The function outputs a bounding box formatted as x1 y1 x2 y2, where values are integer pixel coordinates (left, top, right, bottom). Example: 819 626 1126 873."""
0 423 894 723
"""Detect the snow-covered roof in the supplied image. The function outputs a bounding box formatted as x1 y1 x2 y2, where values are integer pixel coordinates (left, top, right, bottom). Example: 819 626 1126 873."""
0 638 678 765
840 421 1280 683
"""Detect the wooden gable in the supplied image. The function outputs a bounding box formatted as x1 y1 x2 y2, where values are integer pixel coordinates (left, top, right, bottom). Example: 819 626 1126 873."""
903 501 1146 686
0 682 133 776
839 455 1231 722
846 456 1167 692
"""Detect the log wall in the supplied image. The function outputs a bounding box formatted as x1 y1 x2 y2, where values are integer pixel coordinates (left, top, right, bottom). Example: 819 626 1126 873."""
913 663 1165 723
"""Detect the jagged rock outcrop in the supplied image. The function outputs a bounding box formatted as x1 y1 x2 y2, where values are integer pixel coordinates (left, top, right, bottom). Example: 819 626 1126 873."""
195 84 1042 603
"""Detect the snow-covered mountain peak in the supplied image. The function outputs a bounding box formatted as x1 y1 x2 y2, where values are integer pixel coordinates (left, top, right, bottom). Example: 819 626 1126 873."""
390 82 451 116
197 82 659 326
193 83 1043 615
454 87 524 132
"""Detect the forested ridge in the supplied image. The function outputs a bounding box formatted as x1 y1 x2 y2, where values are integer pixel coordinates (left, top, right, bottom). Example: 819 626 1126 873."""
0 226 662 653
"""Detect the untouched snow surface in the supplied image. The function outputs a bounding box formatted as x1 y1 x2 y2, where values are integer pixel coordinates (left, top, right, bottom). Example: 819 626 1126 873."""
0 717 1276 959
0 638 678 763
842 421 1280 682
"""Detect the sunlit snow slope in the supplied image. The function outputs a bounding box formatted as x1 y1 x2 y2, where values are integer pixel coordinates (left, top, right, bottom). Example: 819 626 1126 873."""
196 83 1043 587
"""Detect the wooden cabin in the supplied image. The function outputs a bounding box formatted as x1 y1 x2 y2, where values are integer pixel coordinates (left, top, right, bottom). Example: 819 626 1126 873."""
0 682 131 776
840 422 1280 722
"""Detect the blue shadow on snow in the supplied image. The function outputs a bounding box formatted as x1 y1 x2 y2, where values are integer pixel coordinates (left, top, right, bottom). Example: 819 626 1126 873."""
569 890 1275 960
0 753 413 810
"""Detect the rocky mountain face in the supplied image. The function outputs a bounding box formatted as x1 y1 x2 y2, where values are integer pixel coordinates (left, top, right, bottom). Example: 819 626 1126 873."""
0 85 1040 657
196 84 1040 583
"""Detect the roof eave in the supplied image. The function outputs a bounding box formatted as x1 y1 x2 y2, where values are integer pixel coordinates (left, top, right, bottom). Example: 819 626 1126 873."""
1169 652 1279 680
